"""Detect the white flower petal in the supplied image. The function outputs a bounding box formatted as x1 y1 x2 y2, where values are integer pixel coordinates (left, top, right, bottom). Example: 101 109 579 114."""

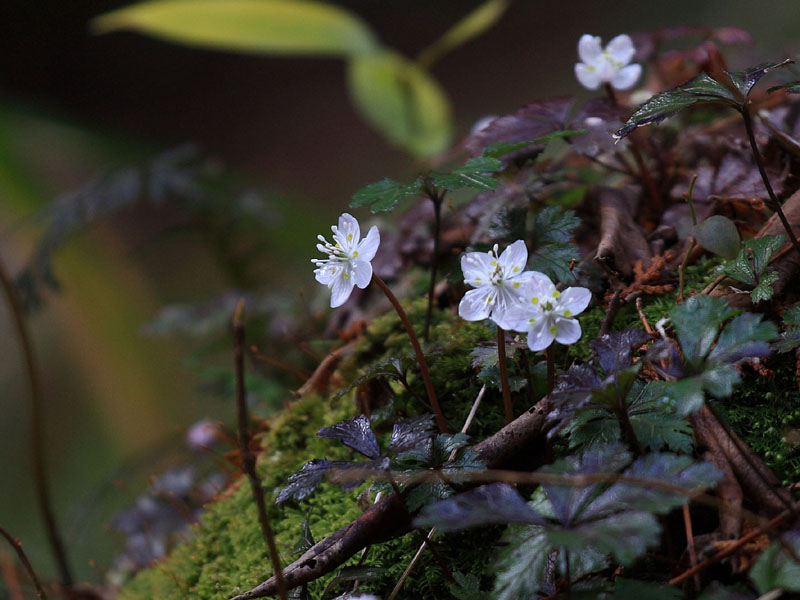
461 251 493 284
336 213 361 250
605 34 635 65
496 301 537 332
352 259 373 288
578 34 603 64
330 268 356 307
575 62 601 90
357 226 380 262
554 317 582 345
557 286 592 317
498 240 528 275
458 287 492 322
314 263 339 286
526 318 556 352
519 271 557 305
611 63 642 90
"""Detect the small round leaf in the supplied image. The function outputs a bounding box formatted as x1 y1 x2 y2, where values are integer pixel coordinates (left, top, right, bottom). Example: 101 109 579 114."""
692 215 741 259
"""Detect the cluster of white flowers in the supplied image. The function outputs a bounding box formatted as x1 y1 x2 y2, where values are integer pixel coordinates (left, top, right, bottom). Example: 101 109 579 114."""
312 216 591 352
574 33 641 91
458 242 591 351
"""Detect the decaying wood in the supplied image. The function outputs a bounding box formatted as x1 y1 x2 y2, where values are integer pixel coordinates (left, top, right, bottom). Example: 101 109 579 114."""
294 341 357 398
712 188 800 308
691 405 793 517
593 187 651 279
228 400 551 599
700 449 743 540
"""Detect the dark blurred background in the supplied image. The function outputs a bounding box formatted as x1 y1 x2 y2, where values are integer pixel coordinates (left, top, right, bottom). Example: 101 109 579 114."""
0 0 798 589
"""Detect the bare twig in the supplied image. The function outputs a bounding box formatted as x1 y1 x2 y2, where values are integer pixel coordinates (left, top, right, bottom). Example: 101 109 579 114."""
682 504 701 592
0 526 48 599
232 300 287 600
0 254 72 587
372 274 447 433
740 106 800 258
668 510 791 587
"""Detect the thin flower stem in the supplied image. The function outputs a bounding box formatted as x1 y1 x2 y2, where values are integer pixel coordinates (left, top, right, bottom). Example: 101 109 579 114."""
423 191 443 342
546 346 555 395
678 174 698 303
0 255 72 588
0 526 48 599
496 326 513 424
741 106 800 258
371 274 448 433
232 300 287 600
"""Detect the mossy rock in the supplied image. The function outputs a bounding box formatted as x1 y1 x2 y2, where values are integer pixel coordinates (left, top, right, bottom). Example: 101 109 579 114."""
120 302 506 599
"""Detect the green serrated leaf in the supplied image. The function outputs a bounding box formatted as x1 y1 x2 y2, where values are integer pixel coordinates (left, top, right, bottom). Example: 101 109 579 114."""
347 51 452 158
775 328 800 353
750 269 779 303
528 242 580 283
446 571 485 600
615 73 739 139
531 206 581 246
92 0 380 58
492 526 552 600
782 303 800 327
670 295 739 366
693 215 741 260
429 156 502 191
349 177 422 212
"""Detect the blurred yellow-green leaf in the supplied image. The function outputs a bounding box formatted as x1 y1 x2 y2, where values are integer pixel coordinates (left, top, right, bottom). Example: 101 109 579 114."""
347 51 452 159
417 0 511 69
92 0 380 58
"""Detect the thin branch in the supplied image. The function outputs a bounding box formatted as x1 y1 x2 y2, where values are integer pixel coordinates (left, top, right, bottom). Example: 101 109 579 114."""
232 300 287 600
0 526 48 599
371 274 448 433
741 106 800 258
668 510 790 586
0 254 72 587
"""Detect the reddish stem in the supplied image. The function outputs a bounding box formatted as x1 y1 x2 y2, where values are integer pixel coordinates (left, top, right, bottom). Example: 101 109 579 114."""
0 526 48 599
496 327 513 424
233 301 288 600
371 274 448 433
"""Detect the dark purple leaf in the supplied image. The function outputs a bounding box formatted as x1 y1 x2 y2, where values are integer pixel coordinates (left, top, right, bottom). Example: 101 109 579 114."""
318 414 381 459
547 364 602 426
462 97 575 157
388 415 436 456
275 459 353 504
413 483 545 531
590 329 649 375
568 98 628 157
538 443 632 526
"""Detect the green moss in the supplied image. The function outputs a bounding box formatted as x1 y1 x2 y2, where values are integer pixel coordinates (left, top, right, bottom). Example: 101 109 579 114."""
121 302 510 599
119 391 366 599
715 351 800 487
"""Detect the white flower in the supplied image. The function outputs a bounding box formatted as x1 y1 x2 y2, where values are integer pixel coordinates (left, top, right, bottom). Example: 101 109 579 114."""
312 213 380 308
458 240 536 330
504 272 591 351
574 34 642 91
